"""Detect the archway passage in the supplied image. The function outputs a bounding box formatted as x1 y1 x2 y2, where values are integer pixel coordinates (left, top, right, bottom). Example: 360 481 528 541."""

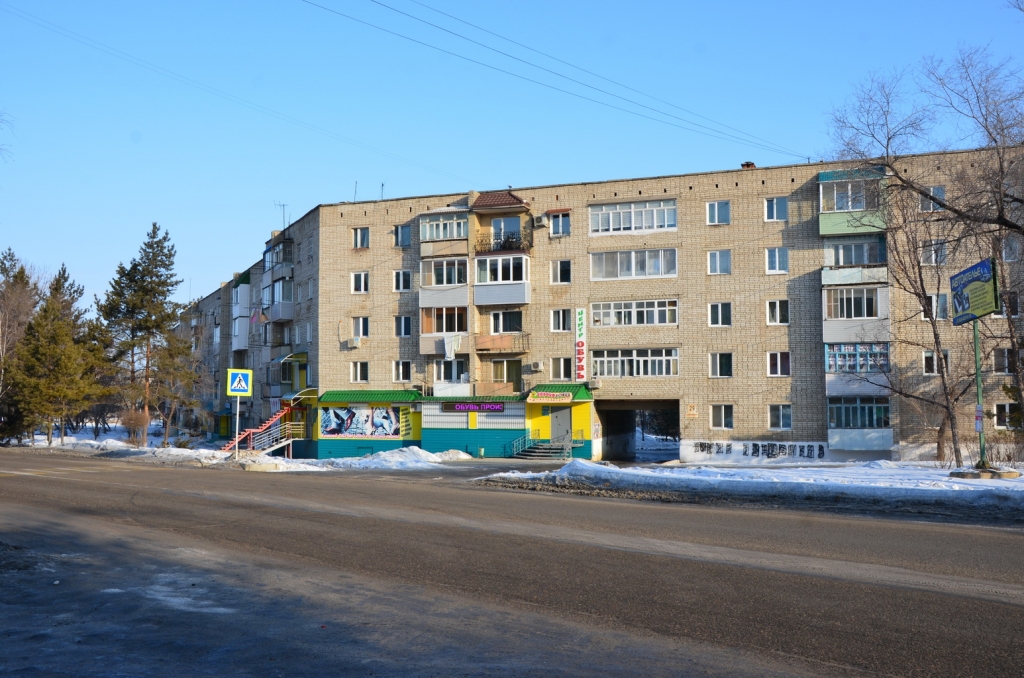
594 400 679 461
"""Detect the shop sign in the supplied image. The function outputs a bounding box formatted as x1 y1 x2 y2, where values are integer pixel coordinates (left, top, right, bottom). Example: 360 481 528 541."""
440 402 505 412
951 258 999 326
527 391 573 403
575 307 587 381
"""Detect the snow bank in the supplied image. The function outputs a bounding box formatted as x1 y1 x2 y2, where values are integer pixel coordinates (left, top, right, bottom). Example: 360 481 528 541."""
27 426 228 464
262 446 474 472
488 459 1024 507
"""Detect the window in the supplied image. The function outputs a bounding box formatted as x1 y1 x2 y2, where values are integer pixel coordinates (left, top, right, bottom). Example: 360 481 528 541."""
766 247 789 273
306 322 312 343
394 270 412 291
476 255 528 283
421 307 468 334
707 200 731 225
351 361 369 383
283 325 291 346
832 241 883 266
825 343 890 373
994 348 1024 374
590 249 678 279
767 300 790 325
709 352 733 377
825 288 878 319
261 285 272 309
353 317 369 338
353 227 370 249
552 260 571 284
709 302 732 327
491 310 523 333
589 200 676 233
1001 235 1021 263
708 250 731 275
820 180 880 212
551 357 573 380
393 360 412 382
551 309 572 331
212 326 220 344
922 294 949 321
551 212 571 236
352 272 369 293
491 360 522 390
233 317 243 337
920 185 946 212
923 349 949 375
296 324 303 344
769 404 792 430
394 316 412 337
296 282 304 302
711 404 734 429
767 352 791 376
765 197 788 221
308 280 315 299
263 241 293 271
420 259 467 287
592 300 677 326
491 217 521 242
394 224 411 247
995 403 1022 429
435 358 467 382
592 349 678 377
920 240 947 266
828 397 890 428
996 292 1020 317
420 212 468 241
272 279 293 303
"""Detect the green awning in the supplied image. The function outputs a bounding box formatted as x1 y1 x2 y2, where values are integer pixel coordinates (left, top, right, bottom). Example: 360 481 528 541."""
529 384 594 401
232 270 251 287
420 395 526 402
319 390 421 403
818 166 885 183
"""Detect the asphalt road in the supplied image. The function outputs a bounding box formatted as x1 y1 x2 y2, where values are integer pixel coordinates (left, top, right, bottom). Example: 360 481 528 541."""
1 451 1023 677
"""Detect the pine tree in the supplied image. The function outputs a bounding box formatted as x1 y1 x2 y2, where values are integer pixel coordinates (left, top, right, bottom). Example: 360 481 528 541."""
97 224 181 447
0 248 40 442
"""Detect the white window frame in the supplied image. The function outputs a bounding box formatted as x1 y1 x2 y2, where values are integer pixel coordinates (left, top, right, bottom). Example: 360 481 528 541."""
994 348 1024 375
995 402 1022 429
766 247 789 274
591 348 679 378
353 317 369 338
394 224 412 247
551 212 571 236
421 307 468 335
922 294 949 321
709 352 733 378
920 185 946 213
1001 235 1021 263
420 259 468 288
420 212 469 241
819 179 880 213
589 200 677 234
590 249 678 280
708 302 732 327
769 404 793 430
393 360 412 383
767 299 790 325
353 227 370 249
920 240 948 266
923 349 949 376
711 404 734 430
708 250 731 275
491 310 523 334
765 197 788 222
395 316 412 337
434 358 468 383
394 270 412 292
476 255 530 284
352 271 369 294
552 260 572 284
551 309 572 332
767 351 791 377
831 240 883 266
351 361 369 383
994 292 1021 318
551 357 573 380
707 200 731 225
825 288 879 319
591 300 678 327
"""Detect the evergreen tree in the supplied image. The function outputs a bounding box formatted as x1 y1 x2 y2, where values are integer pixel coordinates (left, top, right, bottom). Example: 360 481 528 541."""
97 224 181 447
0 248 41 442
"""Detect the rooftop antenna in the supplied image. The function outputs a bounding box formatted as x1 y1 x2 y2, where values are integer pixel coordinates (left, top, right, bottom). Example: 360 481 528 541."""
381 182 385 200
353 181 358 203
274 201 288 229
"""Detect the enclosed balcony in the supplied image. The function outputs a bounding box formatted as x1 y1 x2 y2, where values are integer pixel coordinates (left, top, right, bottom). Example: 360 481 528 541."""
821 266 888 286
475 332 529 353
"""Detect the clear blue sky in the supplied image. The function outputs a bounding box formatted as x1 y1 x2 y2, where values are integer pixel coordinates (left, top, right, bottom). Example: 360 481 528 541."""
1 0 1021 304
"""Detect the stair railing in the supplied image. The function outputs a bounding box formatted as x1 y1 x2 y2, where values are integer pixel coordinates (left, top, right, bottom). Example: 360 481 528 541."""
510 428 540 457
550 432 573 459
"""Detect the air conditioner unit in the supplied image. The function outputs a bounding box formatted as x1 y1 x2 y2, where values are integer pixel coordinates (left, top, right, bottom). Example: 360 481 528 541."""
587 379 602 389
350 336 361 348
531 361 544 371
534 214 548 228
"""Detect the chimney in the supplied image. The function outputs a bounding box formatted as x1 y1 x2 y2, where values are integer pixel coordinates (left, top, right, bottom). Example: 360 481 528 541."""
741 161 756 169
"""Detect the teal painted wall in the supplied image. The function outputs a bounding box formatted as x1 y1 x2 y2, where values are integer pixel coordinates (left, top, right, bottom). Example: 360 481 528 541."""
298 438 421 459
421 428 523 457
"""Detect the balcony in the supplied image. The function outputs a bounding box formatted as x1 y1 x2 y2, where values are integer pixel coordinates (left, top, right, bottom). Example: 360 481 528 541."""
475 233 532 254
232 301 250 320
821 266 888 286
419 333 467 356
231 333 248 352
474 381 516 397
819 211 886 237
421 239 469 258
269 301 294 322
432 382 472 397
474 281 530 306
475 333 530 353
270 262 293 281
419 285 470 308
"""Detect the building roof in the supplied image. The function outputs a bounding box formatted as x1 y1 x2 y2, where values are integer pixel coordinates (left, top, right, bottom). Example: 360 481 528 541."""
420 395 527 402
319 390 421 403
471 190 527 211
530 384 594 401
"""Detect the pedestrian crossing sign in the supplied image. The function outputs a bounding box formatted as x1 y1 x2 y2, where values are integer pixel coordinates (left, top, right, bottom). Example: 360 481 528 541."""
226 369 253 397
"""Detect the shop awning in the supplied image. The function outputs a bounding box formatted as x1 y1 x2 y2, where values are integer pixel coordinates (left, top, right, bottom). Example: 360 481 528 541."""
527 384 594 402
270 352 308 364
319 390 421 404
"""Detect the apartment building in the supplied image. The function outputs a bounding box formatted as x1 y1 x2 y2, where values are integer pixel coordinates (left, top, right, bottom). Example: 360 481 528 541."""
192 151 1023 462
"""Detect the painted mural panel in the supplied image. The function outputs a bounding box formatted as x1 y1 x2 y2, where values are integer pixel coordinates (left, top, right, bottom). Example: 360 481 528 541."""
321 406 402 438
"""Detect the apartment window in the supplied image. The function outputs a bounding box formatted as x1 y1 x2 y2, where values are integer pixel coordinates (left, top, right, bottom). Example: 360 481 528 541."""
272 279 293 303
592 300 677 326
922 294 949 321
711 404 734 429
283 325 291 346
769 404 793 430
920 240 947 266
589 200 676 233
420 212 468 241
920 185 946 212
394 224 412 247
590 249 678 279
435 358 467 382
708 250 731 275
296 324 303 344
1001 236 1021 263
491 359 523 391
296 282 304 302
709 352 733 377
995 403 1022 429
766 247 789 273
707 200 731 225
232 317 243 337
394 316 412 337
923 350 949 376
833 241 883 266
306 321 312 343
420 259 467 287
261 285 272 309
767 300 790 325
212 326 220 344
421 307 468 334
767 351 791 376
491 310 523 333
828 397 890 429
351 361 369 383
820 179 880 212
552 260 572 284
393 360 412 382
394 270 412 291
491 217 521 244
825 343 890 373
591 349 679 377
996 292 1020 318
765 197 788 221
551 309 572 331
353 317 369 338
825 288 878 319
476 255 528 283
551 212 571 236
551 357 573 380
994 348 1024 374
709 302 732 327
353 227 370 249
352 272 369 293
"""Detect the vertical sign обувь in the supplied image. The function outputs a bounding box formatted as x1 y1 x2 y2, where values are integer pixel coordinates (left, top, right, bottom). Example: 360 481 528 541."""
575 308 587 382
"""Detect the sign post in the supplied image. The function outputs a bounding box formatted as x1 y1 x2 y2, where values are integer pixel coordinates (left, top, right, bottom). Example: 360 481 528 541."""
225 369 253 457
951 259 999 468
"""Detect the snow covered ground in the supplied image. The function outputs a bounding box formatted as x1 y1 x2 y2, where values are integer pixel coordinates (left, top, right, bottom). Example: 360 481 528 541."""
24 426 231 464
486 459 1024 508
634 428 679 462
251 446 474 472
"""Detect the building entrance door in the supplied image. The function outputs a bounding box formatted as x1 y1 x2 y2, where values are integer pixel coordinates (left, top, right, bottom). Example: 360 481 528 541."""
551 406 572 441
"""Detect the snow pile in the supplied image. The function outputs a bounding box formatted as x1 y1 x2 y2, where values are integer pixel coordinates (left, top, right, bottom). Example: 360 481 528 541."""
489 459 1024 507
634 427 679 462
27 426 228 464
264 446 474 472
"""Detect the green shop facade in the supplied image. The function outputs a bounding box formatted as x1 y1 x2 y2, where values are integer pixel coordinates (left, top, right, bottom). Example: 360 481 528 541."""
287 385 596 459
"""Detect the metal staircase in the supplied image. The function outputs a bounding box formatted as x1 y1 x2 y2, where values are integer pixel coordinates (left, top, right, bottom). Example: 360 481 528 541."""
511 430 585 460
220 406 300 456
